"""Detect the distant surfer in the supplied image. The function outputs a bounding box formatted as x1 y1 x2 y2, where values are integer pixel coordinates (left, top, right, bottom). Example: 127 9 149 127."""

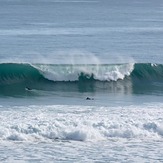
86 97 94 100
25 86 32 91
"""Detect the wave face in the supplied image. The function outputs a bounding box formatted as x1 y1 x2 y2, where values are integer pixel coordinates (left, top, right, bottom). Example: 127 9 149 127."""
0 63 45 84
0 63 163 96
131 63 163 81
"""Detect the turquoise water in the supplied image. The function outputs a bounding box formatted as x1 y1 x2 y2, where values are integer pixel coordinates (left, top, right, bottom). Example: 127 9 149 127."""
0 0 163 162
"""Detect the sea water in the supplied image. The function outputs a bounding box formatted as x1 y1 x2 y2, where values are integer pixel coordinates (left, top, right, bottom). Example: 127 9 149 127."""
0 0 163 162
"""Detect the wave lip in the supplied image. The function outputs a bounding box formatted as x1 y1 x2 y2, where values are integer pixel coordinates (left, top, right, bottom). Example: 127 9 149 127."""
34 63 134 82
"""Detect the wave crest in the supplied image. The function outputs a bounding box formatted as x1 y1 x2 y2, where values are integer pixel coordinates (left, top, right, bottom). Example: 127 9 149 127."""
0 62 163 96
35 63 134 82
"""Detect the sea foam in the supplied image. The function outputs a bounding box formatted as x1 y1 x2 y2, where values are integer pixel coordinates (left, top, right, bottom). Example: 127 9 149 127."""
0 104 163 142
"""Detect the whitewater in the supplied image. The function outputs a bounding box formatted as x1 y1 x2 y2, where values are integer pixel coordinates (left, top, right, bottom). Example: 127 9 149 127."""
0 0 163 162
0 104 163 162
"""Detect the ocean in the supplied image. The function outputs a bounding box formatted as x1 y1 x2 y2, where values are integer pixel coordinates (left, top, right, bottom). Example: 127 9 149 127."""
0 0 163 162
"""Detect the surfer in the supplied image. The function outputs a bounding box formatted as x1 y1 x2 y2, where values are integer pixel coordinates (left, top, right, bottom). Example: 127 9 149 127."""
25 86 32 91
86 97 94 100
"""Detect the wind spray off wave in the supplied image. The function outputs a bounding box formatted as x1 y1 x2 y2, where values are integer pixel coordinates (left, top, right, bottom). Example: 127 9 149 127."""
35 63 134 82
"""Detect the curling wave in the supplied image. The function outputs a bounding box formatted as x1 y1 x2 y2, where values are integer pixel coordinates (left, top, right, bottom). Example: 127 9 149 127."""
0 63 134 84
0 62 163 95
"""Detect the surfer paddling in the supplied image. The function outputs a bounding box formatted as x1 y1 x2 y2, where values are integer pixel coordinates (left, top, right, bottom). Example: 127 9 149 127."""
86 97 94 100
25 87 32 91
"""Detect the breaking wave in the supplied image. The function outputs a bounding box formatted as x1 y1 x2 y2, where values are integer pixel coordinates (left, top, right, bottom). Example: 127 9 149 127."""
0 62 163 95
0 63 134 83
